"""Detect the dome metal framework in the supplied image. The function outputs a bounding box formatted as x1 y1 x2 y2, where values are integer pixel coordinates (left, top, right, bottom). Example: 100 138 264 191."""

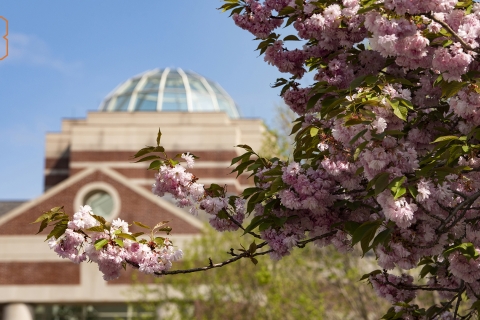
99 68 240 118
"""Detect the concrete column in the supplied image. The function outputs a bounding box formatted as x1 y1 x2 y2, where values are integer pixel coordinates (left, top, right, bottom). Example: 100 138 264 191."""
2 303 34 320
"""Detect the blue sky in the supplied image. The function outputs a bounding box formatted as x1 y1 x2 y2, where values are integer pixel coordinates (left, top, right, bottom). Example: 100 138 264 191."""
0 0 290 200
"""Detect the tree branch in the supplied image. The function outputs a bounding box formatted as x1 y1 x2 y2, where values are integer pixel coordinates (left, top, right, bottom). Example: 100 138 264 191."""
127 241 272 276
425 13 477 53
437 190 480 233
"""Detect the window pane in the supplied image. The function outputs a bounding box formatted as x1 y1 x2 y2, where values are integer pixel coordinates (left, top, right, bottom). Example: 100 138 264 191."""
164 72 184 89
141 77 161 90
121 79 140 94
208 81 226 95
191 92 215 111
162 91 188 111
85 191 114 219
217 97 236 117
135 92 158 111
101 99 111 111
188 77 209 93
113 95 131 111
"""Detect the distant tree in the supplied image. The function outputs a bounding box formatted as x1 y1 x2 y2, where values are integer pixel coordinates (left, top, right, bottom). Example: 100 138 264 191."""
132 227 390 320
259 103 296 160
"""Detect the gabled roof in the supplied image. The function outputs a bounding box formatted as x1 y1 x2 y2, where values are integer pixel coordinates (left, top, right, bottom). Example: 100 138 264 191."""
0 167 203 235
0 201 26 218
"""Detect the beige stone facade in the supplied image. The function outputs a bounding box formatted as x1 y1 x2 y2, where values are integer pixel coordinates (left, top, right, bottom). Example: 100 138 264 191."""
0 110 264 319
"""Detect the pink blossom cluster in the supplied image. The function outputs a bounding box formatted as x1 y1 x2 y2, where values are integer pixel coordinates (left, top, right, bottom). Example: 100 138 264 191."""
200 196 246 232
433 44 474 82
152 164 205 208
449 88 480 132
264 41 307 78
384 0 457 15
293 2 366 51
48 205 182 281
232 0 283 39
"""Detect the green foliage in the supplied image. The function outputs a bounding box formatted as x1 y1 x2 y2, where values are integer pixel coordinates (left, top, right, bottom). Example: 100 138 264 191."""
31 206 70 240
132 227 391 320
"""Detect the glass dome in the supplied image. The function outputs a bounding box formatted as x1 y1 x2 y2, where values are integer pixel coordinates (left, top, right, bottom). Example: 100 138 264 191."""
99 68 240 118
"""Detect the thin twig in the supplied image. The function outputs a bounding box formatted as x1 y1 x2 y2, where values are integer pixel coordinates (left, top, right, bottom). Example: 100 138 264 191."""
381 271 463 293
127 241 271 276
296 230 337 248
224 209 262 239
437 190 480 233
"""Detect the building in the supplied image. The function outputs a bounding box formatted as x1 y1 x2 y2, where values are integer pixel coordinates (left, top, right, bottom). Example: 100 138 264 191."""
0 68 264 319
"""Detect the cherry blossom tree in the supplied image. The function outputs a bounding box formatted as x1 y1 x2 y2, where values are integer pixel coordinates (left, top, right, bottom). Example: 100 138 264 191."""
35 0 480 318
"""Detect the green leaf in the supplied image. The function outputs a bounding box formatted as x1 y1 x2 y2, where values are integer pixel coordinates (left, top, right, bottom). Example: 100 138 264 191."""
344 118 370 127
349 129 368 145
154 236 165 245
243 216 265 235
431 135 459 143
360 227 377 254
114 239 124 248
283 35 300 41
384 130 406 137
278 5 296 15
46 221 68 241
387 98 408 121
394 187 407 200
249 241 257 254
148 160 162 170
31 213 51 224
133 147 155 158
132 232 144 237
153 146 165 153
310 127 319 137
407 185 418 198
259 221 273 232
157 226 172 234
133 221 151 229
349 74 367 90
370 229 392 250
86 226 105 232
290 121 303 135
419 264 433 278
355 166 364 176
397 98 414 110
156 128 162 146
354 141 368 161
92 214 106 225
440 80 466 98
359 269 382 281
236 144 253 152
94 238 109 250
36 220 49 234
344 221 361 235
135 155 160 163
307 93 323 110
374 172 390 196
117 233 137 241
232 160 255 177
351 221 380 246
444 242 480 260
242 187 262 199
250 257 258 265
